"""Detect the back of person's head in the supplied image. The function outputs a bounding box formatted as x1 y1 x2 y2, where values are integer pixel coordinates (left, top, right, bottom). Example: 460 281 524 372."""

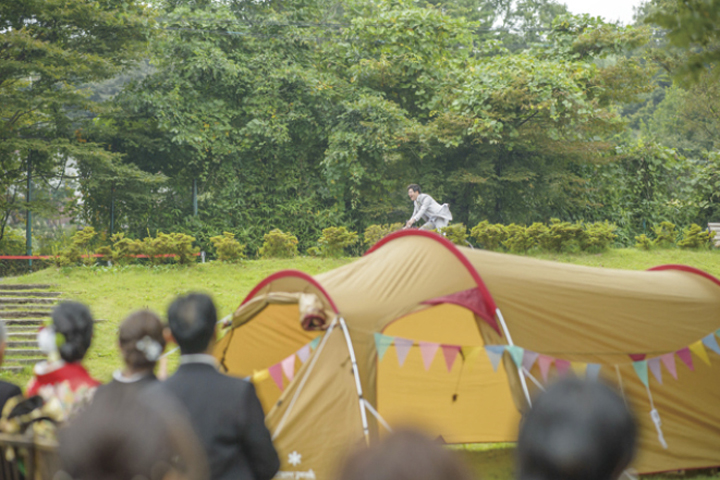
52 301 94 363
167 293 217 355
58 393 209 480
517 377 637 480
119 310 166 370
336 429 473 480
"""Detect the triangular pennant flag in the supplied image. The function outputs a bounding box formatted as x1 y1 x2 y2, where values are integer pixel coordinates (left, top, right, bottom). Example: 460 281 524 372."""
555 359 571 376
689 340 711 366
297 344 311 364
676 347 694 371
633 360 649 387
461 346 482 371
702 333 720 356
629 353 646 361
419 341 440 370
571 362 586 377
586 364 601 381
252 369 269 383
394 338 414 367
268 363 284 391
648 357 662 385
505 345 524 368
441 345 461 372
374 333 394 362
538 355 554 382
281 354 296 382
522 351 540 372
484 345 505 372
660 352 677 379
309 336 321 350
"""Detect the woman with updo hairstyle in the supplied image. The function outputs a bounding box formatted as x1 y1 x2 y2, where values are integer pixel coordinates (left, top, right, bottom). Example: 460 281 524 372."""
92 310 166 406
26 301 101 417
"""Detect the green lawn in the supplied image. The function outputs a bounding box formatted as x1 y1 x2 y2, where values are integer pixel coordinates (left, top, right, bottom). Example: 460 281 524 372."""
1 248 719 480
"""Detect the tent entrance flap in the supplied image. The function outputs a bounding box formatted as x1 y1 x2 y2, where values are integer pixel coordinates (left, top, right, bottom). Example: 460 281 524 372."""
377 303 520 443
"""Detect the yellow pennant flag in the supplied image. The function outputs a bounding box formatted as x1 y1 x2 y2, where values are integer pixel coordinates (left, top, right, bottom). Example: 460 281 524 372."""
571 362 586 377
689 340 711 366
461 346 482 372
252 369 270 383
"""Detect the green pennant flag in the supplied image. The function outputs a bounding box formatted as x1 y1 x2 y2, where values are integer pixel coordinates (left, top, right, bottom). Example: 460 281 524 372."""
374 333 394 362
505 345 524 368
633 360 649 388
309 336 321 351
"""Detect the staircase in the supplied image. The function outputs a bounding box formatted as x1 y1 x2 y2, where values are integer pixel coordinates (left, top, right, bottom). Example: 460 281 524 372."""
0 285 59 373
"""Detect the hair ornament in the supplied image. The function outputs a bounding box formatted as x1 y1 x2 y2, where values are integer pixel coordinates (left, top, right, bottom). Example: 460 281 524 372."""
136 336 162 362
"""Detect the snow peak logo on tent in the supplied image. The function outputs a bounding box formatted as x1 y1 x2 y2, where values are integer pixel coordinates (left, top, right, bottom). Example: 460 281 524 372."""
275 451 316 479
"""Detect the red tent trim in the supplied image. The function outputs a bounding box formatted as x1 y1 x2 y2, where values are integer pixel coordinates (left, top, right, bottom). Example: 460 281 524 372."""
422 288 499 333
648 264 720 289
240 269 340 314
365 230 499 327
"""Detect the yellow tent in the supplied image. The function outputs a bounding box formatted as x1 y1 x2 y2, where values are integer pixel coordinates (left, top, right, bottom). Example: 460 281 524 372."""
215 230 720 479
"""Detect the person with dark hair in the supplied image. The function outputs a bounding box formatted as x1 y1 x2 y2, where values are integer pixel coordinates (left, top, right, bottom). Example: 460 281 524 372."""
336 429 474 480
405 184 452 231
26 301 100 417
152 293 279 480
92 310 166 407
0 319 22 413
58 388 209 480
516 377 637 480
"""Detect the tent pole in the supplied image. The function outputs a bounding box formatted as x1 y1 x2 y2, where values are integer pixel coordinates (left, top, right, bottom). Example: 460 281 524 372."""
339 317 370 445
496 309 533 409
272 320 337 441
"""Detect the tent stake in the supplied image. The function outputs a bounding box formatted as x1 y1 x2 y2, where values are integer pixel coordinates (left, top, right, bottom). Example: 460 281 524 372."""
496 309 533 408
339 317 370 445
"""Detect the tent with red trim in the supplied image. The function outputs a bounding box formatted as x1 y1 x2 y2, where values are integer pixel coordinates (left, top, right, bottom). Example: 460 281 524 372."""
214 230 720 479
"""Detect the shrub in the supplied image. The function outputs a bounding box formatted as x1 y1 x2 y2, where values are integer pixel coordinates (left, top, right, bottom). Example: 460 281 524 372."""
311 227 358 258
470 221 507 251
525 223 549 249
154 232 199 265
581 222 618 252
0 228 26 255
259 229 299 258
503 224 536 253
96 233 144 266
439 223 469 247
210 232 246 263
538 219 583 252
634 234 653 250
652 221 677 248
677 224 715 249
54 227 98 267
363 223 403 247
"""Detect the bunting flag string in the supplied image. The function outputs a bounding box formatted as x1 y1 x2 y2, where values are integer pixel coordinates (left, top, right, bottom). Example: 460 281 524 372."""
246 334 324 391
367 329 720 388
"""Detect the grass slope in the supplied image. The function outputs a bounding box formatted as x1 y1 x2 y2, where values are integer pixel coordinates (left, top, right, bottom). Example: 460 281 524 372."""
1 249 719 480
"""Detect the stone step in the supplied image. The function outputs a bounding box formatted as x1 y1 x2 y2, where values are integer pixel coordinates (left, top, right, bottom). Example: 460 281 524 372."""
0 366 25 373
7 332 36 339
0 304 52 311
6 325 41 332
0 284 55 290
3 358 44 365
3 318 45 326
5 349 45 356
0 292 62 298
7 341 37 348
0 298 59 305
0 311 51 319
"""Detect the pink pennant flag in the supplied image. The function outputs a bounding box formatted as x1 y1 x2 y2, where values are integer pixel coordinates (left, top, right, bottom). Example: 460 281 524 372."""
676 347 694 371
660 352 677 379
522 351 540 372
648 357 663 385
394 338 414 367
297 344 311 364
538 355 554 382
281 355 296 382
441 345 461 372
419 341 440 371
555 359 571 376
268 363 284 391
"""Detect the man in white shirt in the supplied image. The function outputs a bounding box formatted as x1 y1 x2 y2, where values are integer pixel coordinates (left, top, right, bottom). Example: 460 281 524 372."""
405 184 452 230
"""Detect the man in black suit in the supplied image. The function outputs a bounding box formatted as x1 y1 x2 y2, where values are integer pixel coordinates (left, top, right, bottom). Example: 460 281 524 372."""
158 293 279 480
0 320 22 412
